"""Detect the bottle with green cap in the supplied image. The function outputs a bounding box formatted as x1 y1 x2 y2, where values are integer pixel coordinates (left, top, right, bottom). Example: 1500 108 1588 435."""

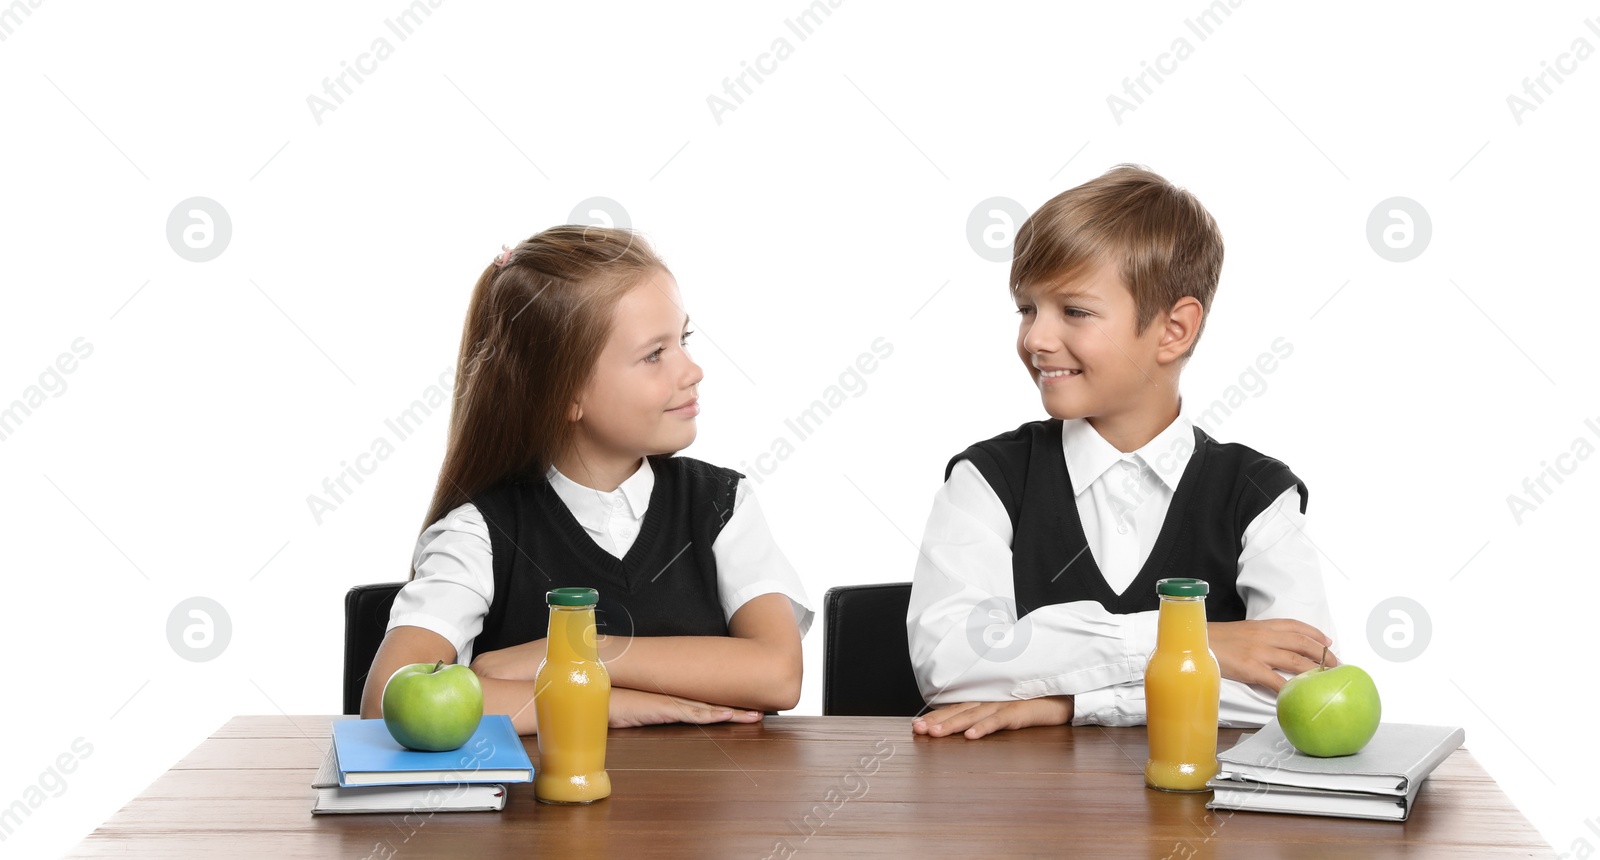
534 587 612 803
1143 577 1221 792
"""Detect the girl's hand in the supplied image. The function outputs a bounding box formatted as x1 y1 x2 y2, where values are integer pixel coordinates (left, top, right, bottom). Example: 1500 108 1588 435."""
469 639 547 681
1207 619 1336 692
609 688 764 729
911 696 1074 739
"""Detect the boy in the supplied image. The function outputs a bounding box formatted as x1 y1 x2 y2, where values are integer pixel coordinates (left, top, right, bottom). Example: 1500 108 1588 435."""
907 165 1336 739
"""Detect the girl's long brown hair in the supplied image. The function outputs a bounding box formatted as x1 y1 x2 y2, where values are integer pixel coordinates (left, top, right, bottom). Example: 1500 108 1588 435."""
414 226 667 575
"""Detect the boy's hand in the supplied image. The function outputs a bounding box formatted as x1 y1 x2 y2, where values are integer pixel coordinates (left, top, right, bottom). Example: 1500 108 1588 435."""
608 688 763 728
1207 619 1336 692
911 696 1074 739
469 639 547 681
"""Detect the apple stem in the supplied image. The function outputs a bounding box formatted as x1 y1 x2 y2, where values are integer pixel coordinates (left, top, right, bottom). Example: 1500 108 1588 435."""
1319 645 1327 669
433 659 444 674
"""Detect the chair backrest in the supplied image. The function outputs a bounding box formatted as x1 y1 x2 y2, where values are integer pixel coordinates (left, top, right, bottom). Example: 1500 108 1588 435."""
343 582 405 715
822 583 927 717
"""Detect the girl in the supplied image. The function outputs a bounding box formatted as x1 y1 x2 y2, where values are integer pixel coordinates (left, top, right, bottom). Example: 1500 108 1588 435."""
361 226 812 733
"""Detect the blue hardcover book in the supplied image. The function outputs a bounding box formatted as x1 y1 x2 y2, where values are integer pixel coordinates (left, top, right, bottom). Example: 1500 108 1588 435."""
331 715 534 787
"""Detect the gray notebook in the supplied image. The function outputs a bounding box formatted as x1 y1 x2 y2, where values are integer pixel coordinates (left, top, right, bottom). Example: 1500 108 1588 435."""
1208 780 1413 822
1213 719 1465 795
311 746 507 815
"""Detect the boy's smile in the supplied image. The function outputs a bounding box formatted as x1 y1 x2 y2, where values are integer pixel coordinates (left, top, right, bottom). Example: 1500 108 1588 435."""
1015 259 1192 452
1036 367 1082 380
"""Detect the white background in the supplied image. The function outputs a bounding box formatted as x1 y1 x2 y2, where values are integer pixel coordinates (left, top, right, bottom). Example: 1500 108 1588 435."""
2 1 1595 855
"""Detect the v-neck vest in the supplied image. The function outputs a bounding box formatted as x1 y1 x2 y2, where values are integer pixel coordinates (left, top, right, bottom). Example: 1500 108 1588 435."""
469 455 742 655
945 420 1306 621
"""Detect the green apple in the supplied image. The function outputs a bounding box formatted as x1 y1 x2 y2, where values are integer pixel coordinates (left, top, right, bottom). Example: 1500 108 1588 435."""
382 660 484 752
1276 662 1381 757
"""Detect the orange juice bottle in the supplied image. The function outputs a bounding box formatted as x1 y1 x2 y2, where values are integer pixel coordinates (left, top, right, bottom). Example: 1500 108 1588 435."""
534 587 612 804
1143 577 1220 792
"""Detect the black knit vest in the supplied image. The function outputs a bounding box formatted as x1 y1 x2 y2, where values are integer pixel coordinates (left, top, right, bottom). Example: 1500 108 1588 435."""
469 456 742 655
945 420 1306 622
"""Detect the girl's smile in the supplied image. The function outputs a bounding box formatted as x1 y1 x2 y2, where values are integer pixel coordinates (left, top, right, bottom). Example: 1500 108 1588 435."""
558 269 704 490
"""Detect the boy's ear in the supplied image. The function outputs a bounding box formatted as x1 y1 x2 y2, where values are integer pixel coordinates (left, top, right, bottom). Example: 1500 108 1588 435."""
568 400 584 422
1156 297 1204 364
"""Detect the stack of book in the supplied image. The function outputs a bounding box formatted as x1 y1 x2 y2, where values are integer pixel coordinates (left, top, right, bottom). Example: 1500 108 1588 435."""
1206 720 1465 822
311 715 534 814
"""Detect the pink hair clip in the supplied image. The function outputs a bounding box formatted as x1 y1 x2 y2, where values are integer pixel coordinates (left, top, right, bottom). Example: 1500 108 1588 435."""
494 244 512 267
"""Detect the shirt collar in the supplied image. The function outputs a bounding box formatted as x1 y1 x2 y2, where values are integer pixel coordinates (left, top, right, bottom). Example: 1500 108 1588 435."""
1060 415 1195 497
545 458 654 529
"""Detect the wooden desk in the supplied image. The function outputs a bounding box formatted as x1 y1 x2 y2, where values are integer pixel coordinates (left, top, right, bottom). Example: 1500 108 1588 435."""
71 715 1549 858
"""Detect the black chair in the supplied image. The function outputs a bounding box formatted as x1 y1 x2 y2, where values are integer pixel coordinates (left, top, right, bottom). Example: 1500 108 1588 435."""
822 583 927 717
343 582 405 715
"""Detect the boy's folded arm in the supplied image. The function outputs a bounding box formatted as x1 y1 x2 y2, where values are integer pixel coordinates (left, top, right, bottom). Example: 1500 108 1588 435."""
1069 678 1278 728
1198 484 1340 690
1235 485 1339 651
908 461 1162 705
1069 487 1336 727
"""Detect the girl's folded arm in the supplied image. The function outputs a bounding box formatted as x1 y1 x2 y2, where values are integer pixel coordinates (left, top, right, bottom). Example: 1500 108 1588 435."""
361 625 540 735
360 625 454 720
594 592 803 712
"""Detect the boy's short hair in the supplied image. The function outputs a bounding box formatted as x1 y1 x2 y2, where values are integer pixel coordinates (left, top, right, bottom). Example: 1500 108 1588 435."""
1010 164 1223 358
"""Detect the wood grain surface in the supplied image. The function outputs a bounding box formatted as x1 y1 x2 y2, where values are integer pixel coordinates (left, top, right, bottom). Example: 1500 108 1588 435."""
69 715 1551 859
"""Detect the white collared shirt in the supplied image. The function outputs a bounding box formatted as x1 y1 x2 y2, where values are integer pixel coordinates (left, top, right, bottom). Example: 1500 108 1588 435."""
389 458 813 663
1061 414 1196 596
906 415 1336 727
545 462 654 557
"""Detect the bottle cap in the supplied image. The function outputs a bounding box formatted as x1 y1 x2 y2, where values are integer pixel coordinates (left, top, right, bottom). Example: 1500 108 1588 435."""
547 587 599 606
1156 578 1209 597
